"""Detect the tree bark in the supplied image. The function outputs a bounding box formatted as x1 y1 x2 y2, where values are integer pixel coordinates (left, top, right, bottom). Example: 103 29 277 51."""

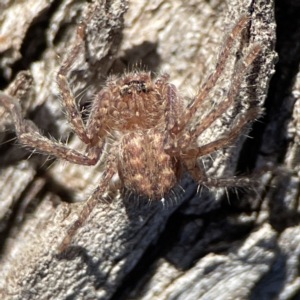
0 0 299 299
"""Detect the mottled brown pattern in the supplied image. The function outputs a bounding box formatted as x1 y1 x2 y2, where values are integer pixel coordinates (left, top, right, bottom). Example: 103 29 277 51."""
0 15 261 252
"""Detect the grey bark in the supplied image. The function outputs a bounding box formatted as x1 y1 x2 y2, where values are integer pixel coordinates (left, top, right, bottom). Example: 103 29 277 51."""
0 0 299 299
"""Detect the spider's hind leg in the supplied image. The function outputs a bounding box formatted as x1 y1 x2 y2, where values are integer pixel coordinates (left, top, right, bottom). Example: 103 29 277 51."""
181 105 261 190
58 151 117 252
185 155 256 191
0 92 101 165
183 106 260 159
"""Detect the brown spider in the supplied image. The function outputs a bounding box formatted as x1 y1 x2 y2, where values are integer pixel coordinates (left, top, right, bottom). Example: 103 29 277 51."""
0 15 261 251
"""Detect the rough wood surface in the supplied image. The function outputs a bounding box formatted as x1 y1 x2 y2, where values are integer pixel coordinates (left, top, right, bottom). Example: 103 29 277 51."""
1 0 299 299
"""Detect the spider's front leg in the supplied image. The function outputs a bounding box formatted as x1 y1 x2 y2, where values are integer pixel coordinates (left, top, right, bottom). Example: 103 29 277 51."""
176 43 261 150
56 22 91 145
57 22 111 147
170 15 249 136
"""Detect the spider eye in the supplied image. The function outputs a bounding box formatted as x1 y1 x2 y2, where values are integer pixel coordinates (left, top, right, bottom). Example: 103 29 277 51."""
121 81 148 95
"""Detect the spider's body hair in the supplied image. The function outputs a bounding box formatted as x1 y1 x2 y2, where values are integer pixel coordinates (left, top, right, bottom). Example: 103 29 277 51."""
0 16 263 252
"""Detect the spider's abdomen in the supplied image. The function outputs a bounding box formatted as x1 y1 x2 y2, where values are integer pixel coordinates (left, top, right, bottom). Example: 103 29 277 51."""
118 129 178 199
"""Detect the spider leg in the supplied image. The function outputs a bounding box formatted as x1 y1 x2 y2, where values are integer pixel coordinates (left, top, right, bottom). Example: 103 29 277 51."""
176 43 261 150
183 106 260 158
85 88 111 141
0 92 101 165
200 175 255 189
6 70 33 99
171 15 248 136
58 152 117 252
57 22 91 144
180 106 260 189
163 83 181 146
184 155 255 189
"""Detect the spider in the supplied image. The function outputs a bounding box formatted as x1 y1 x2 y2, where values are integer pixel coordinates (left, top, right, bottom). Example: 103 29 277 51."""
0 15 261 251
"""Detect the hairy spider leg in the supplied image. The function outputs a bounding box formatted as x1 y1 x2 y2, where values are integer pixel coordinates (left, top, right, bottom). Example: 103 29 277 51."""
0 92 100 165
163 83 182 132
58 151 117 252
177 43 261 149
57 22 116 147
56 22 91 144
182 107 260 188
57 21 105 159
184 107 260 159
161 42 261 188
180 44 261 188
170 15 248 136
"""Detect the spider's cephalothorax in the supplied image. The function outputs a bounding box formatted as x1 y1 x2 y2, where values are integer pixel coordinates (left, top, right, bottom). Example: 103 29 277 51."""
101 72 176 130
0 16 262 251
